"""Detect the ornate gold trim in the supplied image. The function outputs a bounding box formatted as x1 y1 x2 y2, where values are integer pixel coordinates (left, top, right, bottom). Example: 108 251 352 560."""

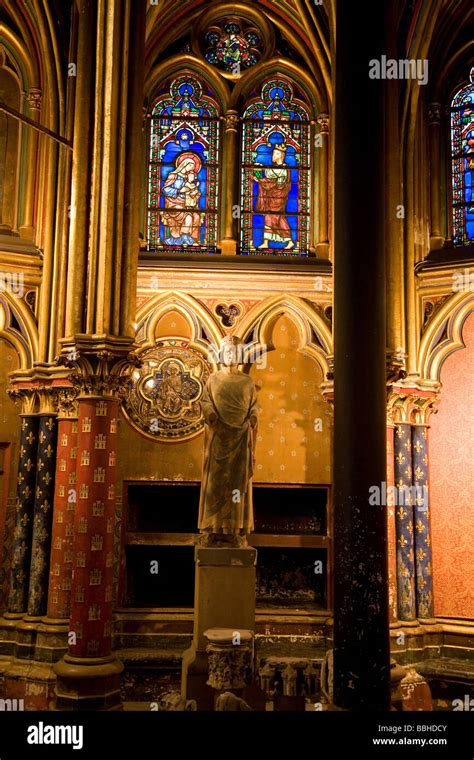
418 292 474 382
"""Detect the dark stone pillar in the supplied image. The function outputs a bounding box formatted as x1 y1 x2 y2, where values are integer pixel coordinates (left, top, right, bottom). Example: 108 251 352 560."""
8 414 39 614
394 422 416 621
412 425 434 618
27 412 58 617
333 0 390 709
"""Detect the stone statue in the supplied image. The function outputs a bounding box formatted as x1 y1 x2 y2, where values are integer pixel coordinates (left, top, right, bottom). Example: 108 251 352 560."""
198 335 258 546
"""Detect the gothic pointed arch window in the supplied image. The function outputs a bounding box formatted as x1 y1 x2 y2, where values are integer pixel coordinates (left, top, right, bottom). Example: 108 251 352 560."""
240 77 312 256
147 73 221 253
451 68 474 246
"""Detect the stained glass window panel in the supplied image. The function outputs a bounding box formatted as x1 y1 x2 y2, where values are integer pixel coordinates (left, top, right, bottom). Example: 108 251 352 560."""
147 75 220 253
203 20 263 74
451 69 474 246
241 79 311 256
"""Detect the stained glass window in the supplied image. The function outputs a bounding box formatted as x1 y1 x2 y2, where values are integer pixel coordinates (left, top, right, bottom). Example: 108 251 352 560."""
240 79 311 256
147 75 220 253
204 20 262 74
451 68 474 246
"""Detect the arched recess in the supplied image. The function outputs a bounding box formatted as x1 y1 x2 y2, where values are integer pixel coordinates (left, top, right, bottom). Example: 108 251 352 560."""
231 58 324 115
0 293 38 369
0 45 22 232
144 0 330 95
418 291 474 382
238 294 332 378
144 57 228 252
145 55 231 112
136 291 224 352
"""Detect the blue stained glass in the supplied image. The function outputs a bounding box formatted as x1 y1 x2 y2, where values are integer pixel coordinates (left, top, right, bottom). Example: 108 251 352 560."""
241 79 311 256
147 75 220 253
451 69 474 246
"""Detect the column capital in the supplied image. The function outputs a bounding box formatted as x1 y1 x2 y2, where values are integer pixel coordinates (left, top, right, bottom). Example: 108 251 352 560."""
7 386 37 415
427 102 442 125
316 113 330 133
57 387 79 418
386 350 407 384
224 110 239 132
387 388 440 425
59 339 140 399
25 88 42 111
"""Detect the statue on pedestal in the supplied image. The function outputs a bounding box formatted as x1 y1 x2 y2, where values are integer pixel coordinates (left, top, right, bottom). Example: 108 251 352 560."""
198 335 258 546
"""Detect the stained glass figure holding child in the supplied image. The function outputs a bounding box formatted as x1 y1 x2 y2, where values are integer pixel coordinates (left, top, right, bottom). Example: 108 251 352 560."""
161 152 203 246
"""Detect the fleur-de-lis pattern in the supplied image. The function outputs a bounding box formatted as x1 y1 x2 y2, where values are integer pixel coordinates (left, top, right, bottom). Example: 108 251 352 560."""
47 417 78 620
8 414 39 613
69 398 118 659
27 415 58 616
394 423 416 620
412 425 434 618
386 427 398 624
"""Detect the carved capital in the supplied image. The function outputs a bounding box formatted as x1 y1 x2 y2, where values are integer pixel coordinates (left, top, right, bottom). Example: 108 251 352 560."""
57 339 140 399
57 387 79 418
386 350 407 384
7 387 37 415
206 642 253 690
224 110 239 133
69 351 139 399
26 89 42 111
317 113 330 134
387 389 439 425
36 385 60 414
428 102 442 125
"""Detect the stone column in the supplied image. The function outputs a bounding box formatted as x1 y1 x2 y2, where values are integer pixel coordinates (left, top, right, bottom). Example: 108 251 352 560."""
54 385 123 709
220 110 239 255
332 0 390 709
5 390 38 619
412 424 434 619
26 391 58 619
386 422 398 624
18 89 42 239
54 0 146 708
428 103 444 249
46 391 78 622
34 389 79 665
315 113 329 257
393 421 416 621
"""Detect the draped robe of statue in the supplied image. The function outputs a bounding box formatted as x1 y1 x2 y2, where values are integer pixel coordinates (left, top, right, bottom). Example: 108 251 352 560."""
198 369 258 535
255 165 292 243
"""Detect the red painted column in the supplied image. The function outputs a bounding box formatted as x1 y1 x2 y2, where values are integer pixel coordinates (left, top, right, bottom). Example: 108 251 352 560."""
54 392 122 710
47 400 78 621
68 396 117 659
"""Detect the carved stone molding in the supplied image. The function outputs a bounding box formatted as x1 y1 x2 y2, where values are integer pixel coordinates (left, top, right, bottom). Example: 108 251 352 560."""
317 113 330 134
204 628 254 691
224 110 239 133
26 88 42 111
387 389 440 425
7 387 37 415
428 102 442 125
58 344 139 400
386 350 407 384
57 388 79 418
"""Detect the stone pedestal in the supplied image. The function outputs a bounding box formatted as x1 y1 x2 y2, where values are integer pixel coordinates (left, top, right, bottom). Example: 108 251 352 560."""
181 546 256 710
